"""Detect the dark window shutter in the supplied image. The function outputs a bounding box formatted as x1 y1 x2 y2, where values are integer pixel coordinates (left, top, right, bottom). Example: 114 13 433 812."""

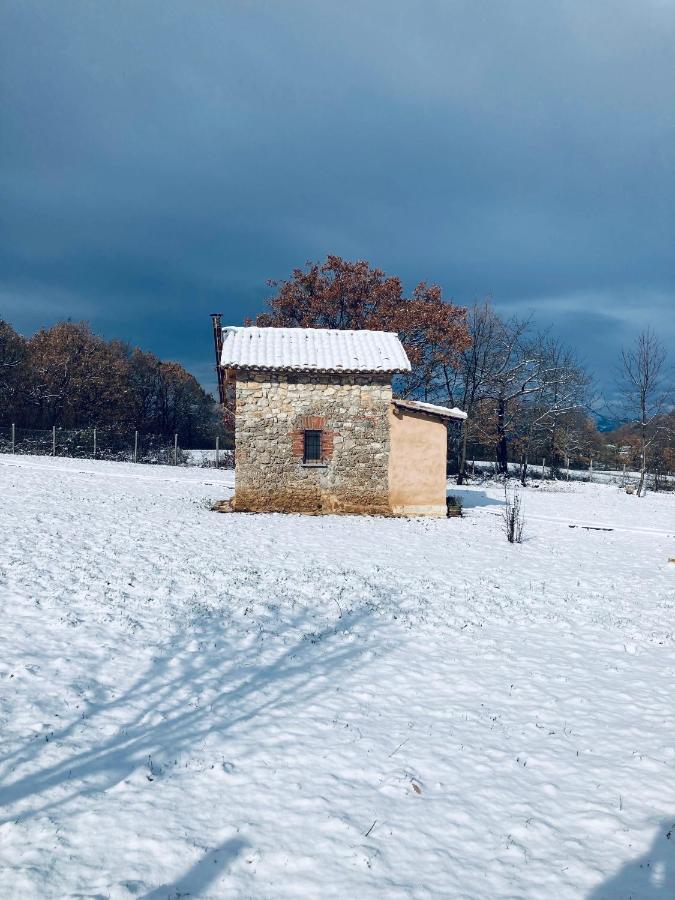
303 430 322 462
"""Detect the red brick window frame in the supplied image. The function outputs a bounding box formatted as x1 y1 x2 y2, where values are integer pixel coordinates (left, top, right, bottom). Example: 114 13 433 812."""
290 416 336 464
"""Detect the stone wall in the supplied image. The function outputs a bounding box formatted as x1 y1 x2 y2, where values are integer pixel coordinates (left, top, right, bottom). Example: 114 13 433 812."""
233 371 392 514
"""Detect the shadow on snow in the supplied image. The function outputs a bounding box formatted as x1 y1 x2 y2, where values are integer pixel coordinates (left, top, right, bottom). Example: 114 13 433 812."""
588 818 675 899
447 488 504 509
0 603 390 830
139 837 249 899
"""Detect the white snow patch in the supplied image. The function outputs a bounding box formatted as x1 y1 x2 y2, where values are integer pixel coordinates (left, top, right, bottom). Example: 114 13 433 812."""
1 456 674 897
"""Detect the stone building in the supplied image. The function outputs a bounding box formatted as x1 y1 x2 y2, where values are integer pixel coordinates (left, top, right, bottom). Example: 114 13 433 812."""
218 326 466 516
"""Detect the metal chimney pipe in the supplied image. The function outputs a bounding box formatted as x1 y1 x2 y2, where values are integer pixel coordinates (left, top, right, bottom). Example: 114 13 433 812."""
210 313 225 405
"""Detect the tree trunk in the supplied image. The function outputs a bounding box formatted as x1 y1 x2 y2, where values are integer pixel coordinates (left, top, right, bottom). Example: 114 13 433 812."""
496 398 509 475
456 424 468 485
637 404 647 497
520 452 528 486
549 422 559 468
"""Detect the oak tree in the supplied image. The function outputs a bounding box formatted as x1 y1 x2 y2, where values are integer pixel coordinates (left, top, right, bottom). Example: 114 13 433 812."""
257 256 470 395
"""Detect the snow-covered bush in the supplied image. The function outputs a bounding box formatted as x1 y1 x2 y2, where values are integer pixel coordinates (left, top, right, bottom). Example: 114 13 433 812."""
503 484 524 543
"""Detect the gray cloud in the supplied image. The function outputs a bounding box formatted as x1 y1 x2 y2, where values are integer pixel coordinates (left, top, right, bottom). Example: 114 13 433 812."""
1 0 673 395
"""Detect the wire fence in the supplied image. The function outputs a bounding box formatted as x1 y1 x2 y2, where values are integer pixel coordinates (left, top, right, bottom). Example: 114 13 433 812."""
0 424 234 468
2 425 669 486
458 455 674 491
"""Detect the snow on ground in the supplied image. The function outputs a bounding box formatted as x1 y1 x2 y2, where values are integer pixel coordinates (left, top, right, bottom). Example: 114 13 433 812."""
0 454 673 899
183 449 233 468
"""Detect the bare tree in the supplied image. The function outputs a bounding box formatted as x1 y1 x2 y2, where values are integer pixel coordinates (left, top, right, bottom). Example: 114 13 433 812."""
648 411 675 491
485 316 534 475
616 328 672 496
442 302 502 483
478 317 579 475
513 338 592 482
554 410 602 474
442 306 592 481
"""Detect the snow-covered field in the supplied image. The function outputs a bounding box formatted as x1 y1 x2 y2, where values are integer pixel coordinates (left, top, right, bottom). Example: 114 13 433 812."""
1 455 673 899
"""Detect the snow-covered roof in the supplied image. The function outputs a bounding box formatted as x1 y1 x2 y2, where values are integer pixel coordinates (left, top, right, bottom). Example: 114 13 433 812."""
220 326 411 374
393 399 467 420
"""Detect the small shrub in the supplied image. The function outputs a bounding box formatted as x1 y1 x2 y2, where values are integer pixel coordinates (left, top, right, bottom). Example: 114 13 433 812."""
503 484 524 543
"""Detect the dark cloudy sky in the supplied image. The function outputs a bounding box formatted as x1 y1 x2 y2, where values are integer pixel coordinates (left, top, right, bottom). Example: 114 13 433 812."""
1 1 673 395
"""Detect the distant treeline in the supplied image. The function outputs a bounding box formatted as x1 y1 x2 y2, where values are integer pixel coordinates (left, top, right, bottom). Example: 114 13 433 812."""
0 319 225 446
2 255 673 480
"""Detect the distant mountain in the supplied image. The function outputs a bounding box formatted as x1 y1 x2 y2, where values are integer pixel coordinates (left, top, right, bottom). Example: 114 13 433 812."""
595 413 621 433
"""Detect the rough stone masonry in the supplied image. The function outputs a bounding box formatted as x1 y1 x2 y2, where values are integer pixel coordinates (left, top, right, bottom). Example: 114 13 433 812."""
233 371 393 514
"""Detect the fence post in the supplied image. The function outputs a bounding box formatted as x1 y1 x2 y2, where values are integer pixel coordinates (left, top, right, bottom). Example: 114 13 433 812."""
215 435 219 469
542 457 546 480
174 433 178 466
589 458 593 482
52 425 56 456
93 427 97 459
134 430 138 464
11 423 15 454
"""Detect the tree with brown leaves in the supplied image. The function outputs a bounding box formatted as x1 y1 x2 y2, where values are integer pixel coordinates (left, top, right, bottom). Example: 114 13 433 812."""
1 318 222 445
0 320 28 422
26 322 130 428
257 256 470 397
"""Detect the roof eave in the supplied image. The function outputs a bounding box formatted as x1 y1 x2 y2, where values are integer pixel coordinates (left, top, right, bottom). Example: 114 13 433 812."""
392 399 467 421
220 363 409 375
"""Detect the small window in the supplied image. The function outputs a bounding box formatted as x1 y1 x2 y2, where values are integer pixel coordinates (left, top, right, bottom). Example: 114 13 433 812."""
303 429 322 463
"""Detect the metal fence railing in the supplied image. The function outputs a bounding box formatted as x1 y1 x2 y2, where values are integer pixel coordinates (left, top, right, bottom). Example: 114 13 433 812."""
0 424 234 468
